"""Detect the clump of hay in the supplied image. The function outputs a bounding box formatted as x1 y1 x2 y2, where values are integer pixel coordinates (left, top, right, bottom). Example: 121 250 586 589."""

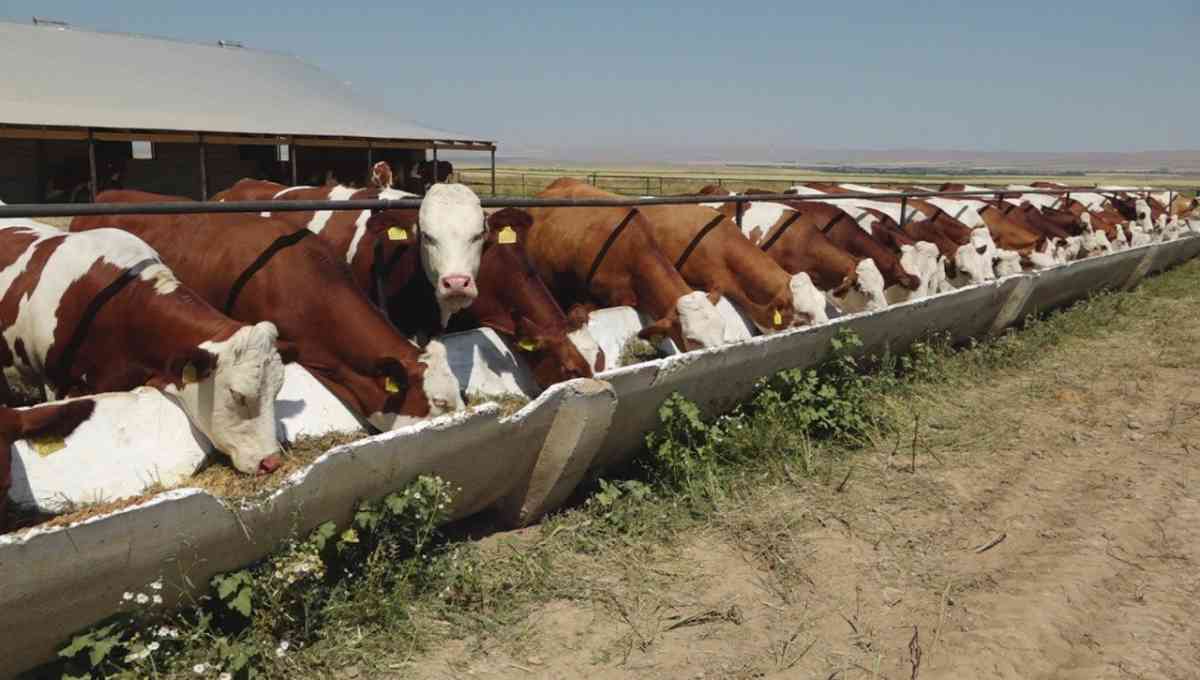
465 391 530 417
5 483 168 535
189 429 368 500
618 336 665 367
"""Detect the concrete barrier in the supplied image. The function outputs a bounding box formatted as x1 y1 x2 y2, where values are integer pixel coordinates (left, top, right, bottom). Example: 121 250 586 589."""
3 236 1199 676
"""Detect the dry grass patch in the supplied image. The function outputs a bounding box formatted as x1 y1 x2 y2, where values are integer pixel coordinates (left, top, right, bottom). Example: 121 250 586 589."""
189 429 367 500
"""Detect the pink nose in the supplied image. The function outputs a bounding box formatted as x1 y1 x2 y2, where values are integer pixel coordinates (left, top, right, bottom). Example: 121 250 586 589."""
440 275 474 294
258 454 282 475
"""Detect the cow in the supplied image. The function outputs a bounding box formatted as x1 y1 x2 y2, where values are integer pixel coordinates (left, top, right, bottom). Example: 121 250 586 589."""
513 178 728 351
934 184 1060 268
619 190 833 328
70 191 465 431
698 188 905 309
0 215 286 474
792 183 997 284
1 399 98 531
214 164 603 385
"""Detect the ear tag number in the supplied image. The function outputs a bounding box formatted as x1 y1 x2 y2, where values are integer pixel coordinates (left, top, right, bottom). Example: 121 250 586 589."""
384 376 401 393
29 435 67 457
773 309 784 327
517 339 538 352
182 362 198 384
498 226 517 245
388 227 408 241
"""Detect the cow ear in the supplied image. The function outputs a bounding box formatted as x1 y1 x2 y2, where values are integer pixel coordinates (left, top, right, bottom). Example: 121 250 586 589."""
275 339 301 365
706 289 723 306
366 210 419 242
512 316 544 351
370 161 394 189
158 348 217 388
487 208 533 237
374 357 409 397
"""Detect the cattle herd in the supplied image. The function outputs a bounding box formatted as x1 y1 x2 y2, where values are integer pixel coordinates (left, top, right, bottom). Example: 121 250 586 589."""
0 162 1197 530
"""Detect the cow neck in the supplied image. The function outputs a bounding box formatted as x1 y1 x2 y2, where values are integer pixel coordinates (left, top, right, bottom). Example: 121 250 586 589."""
473 241 569 339
50 261 146 389
369 234 412 312
759 209 805 252
673 214 727 270
224 229 313 315
585 208 640 287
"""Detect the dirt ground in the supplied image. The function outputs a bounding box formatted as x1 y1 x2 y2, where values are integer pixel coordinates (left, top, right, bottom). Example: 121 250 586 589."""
400 287 1200 679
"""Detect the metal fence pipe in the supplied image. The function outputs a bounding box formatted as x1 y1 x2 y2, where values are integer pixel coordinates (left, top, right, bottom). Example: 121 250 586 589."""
0 188 1180 220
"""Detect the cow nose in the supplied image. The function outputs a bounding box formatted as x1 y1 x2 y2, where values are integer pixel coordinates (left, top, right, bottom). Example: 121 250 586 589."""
258 453 282 475
975 246 987 255
440 274 474 293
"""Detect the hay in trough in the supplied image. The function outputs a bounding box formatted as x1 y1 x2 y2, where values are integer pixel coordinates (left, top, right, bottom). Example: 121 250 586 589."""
189 429 368 500
618 336 665 367
465 391 530 417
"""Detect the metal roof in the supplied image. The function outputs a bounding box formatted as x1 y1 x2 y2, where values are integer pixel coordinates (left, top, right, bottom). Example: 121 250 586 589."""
0 20 489 144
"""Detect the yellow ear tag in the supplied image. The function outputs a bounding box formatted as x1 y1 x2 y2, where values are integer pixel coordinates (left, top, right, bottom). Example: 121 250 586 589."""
28 434 67 457
387 227 408 241
517 339 538 352
773 309 784 327
498 226 517 245
182 362 197 384
384 376 400 393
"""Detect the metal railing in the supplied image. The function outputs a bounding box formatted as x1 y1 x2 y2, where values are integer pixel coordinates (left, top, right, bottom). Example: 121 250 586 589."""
0 186 1175 220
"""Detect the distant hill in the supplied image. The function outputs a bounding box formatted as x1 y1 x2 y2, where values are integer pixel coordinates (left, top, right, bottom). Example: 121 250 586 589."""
489 146 1200 174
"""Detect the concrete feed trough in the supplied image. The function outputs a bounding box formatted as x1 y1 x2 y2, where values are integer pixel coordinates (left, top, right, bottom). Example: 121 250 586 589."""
1 234 1197 676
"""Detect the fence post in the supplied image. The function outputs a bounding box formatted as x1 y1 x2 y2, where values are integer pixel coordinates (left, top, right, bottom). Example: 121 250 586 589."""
659 177 664 195
198 134 208 200
590 173 597 186
87 129 97 202
645 176 651 195
521 174 526 197
490 147 496 196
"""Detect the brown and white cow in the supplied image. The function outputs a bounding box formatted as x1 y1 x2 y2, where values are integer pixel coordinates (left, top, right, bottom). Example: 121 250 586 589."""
71 191 464 431
695 187 890 313
1 399 98 531
520 178 728 350
216 168 485 327
0 216 286 474
214 165 602 385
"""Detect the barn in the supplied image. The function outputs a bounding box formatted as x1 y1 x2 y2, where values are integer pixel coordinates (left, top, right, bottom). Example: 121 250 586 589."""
0 18 496 203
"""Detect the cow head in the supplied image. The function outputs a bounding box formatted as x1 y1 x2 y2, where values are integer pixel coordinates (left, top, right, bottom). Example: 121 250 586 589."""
367 339 464 431
951 243 992 285
1025 239 1059 270
788 272 828 326
513 315 595 386
370 161 395 190
160 322 286 475
565 306 606 373
1062 236 1084 261
418 184 487 326
831 260 888 312
993 249 1023 277
1136 199 1154 231
639 291 726 351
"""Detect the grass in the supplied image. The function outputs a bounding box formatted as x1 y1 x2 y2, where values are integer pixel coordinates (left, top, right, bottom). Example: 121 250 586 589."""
31 256 1200 680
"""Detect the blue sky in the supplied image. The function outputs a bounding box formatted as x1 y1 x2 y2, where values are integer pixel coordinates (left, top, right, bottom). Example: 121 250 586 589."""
4 1 1197 159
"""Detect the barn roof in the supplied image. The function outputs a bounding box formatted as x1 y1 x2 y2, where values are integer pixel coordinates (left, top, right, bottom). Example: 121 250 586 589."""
0 20 491 146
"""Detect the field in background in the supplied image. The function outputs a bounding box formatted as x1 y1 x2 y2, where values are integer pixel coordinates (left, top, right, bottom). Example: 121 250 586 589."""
453 163 1200 197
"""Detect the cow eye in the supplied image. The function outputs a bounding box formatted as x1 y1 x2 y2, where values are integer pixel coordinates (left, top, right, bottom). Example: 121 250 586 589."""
471 232 484 243
423 234 438 247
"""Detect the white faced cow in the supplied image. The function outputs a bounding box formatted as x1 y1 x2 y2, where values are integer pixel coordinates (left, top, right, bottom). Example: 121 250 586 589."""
0 216 286 475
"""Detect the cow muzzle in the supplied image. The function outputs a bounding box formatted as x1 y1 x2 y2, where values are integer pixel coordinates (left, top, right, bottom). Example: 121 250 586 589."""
258 452 282 475
438 274 477 300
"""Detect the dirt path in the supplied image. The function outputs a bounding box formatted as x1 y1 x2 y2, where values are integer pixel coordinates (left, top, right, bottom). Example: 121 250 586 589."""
401 286 1200 679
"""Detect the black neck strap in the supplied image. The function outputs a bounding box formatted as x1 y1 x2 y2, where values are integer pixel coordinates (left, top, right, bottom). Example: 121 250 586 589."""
225 229 313 315
55 259 154 388
585 208 639 287
759 210 804 252
818 212 842 234
674 214 726 271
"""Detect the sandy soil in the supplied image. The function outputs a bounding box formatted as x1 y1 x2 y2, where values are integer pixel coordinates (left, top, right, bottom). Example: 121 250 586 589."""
403 295 1200 679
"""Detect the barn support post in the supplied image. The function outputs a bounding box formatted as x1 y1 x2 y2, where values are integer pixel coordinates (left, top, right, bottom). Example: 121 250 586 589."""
87 129 98 202
291 141 299 186
735 200 744 229
366 142 373 185
899 196 908 227
490 147 496 196
198 134 208 200
431 145 439 186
